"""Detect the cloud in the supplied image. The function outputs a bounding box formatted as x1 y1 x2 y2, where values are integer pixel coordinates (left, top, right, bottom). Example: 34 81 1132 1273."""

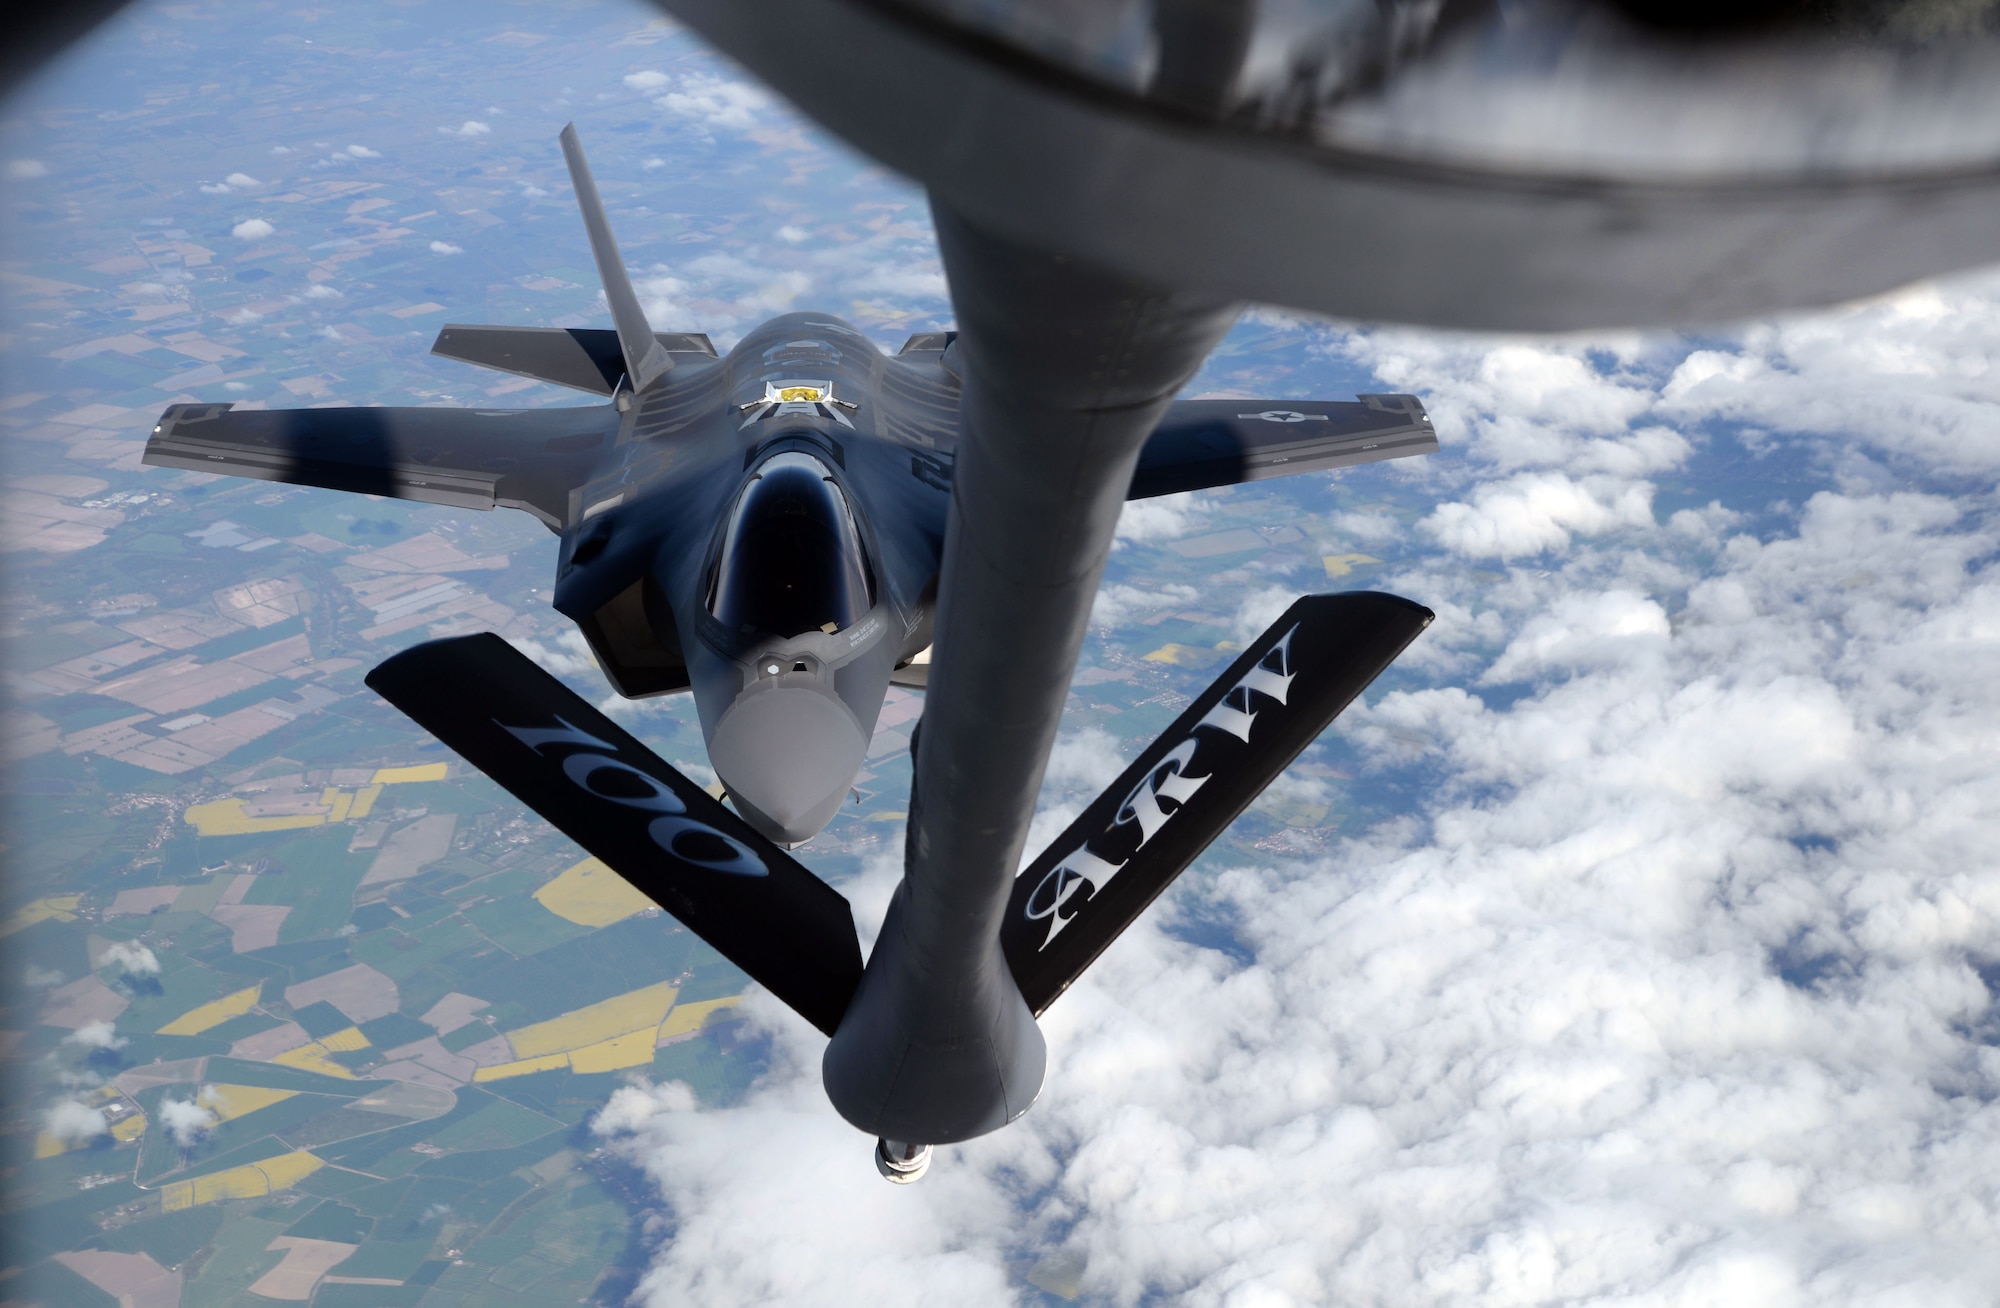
23 964 64 989
1114 492 1208 544
625 70 670 91
1230 584 1300 642
225 172 261 187
507 629 601 682
65 1021 127 1051
1481 588 1671 684
592 1067 1024 1306
1655 271 2000 477
7 159 49 179
1041 725 1128 795
43 1100 108 1144
1092 581 1200 629
429 241 463 255
776 225 809 244
231 218 274 242
99 942 159 976
441 121 491 137
344 144 381 158
651 73 772 133
303 283 340 299
158 1096 217 1147
591 267 2000 1305
1421 470 1657 558
634 260 813 338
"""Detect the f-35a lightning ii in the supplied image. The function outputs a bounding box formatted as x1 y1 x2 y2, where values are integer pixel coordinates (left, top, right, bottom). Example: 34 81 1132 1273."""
145 126 1438 1179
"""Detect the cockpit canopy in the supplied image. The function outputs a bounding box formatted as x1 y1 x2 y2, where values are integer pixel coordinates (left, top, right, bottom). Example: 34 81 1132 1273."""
709 451 874 639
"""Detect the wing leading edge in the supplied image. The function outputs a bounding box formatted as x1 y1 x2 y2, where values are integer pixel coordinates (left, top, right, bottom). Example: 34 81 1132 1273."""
1129 393 1436 499
142 401 620 531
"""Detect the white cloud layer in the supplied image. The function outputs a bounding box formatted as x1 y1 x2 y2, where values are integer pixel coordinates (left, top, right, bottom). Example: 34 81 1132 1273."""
99 941 159 976
158 1096 217 1147
1114 491 1208 545
591 266 2000 1306
231 218 274 242
648 72 773 133
64 1020 126 1050
43 1100 108 1144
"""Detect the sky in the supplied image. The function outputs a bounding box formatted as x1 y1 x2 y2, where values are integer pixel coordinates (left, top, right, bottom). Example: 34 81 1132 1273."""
6 2 2000 1305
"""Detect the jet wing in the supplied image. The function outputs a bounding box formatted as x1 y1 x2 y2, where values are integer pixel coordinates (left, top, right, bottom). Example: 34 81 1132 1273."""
143 401 621 530
1128 393 1436 500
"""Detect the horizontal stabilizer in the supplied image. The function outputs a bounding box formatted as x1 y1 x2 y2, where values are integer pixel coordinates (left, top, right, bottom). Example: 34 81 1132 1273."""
365 633 863 1035
144 401 618 531
1129 393 1437 500
560 122 673 394
432 325 716 397
1001 591 1433 1015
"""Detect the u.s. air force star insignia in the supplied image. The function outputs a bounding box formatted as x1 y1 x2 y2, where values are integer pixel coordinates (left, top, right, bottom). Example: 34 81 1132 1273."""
1238 410 1328 423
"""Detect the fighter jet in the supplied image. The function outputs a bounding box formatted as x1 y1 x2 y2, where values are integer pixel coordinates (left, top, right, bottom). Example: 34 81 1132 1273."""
143 126 1439 1176
145 125 1434 851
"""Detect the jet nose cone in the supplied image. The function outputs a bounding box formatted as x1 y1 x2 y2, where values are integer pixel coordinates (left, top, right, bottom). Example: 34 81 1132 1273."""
708 685 868 845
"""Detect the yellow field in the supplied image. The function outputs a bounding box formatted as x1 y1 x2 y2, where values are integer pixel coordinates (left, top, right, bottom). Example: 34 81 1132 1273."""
567 1028 660 1074
472 1051 569 1082
201 1085 296 1121
182 799 328 837
371 763 447 784
158 984 261 1036
161 1150 323 1211
1143 643 1236 667
658 996 741 1041
1322 552 1381 580
474 992 744 1080
533 857 653 928
504 981 678 1059
317 1026 369 1053
272 1042 358 1079
34 1102 152 1157
183 765 444 835
2 895 82 937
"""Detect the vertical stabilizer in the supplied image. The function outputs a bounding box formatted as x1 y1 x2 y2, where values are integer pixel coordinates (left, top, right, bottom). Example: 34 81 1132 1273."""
559 123 673 394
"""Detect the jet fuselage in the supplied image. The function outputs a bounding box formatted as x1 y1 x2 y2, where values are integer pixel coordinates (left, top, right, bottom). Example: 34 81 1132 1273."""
548 312 959 845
